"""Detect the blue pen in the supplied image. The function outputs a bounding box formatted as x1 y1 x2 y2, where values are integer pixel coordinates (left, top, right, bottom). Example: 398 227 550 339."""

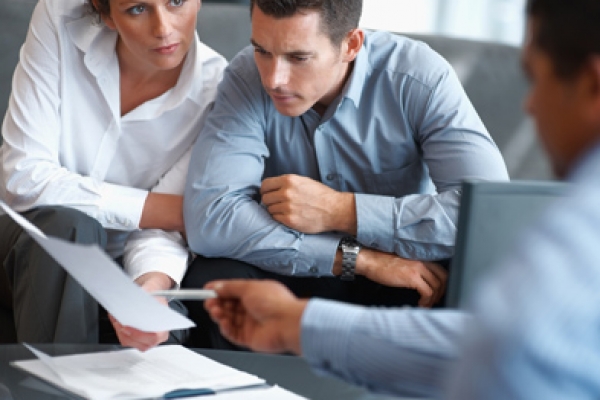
163 388 215 398
163 383 268 398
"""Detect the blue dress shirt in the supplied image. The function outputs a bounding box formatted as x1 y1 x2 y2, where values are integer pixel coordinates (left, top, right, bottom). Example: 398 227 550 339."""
447 144 600 399
185 31 508 276
301 144 600 399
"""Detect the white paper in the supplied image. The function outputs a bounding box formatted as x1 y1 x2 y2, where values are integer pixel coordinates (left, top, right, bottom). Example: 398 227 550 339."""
12 345 266 400
210 385 308 399
0 201 194 332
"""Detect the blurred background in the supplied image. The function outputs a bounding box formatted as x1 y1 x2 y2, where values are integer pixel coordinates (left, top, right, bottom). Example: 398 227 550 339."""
211 0 527 46
360 0 526 46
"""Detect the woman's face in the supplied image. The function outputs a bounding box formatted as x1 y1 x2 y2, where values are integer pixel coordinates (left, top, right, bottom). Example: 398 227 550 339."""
101 0 201 74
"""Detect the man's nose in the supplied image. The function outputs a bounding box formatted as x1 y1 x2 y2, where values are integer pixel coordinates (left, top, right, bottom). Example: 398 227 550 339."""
265 59 290 89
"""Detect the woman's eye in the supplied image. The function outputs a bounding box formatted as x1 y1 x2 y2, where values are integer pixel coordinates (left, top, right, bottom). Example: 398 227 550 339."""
127 5 146 15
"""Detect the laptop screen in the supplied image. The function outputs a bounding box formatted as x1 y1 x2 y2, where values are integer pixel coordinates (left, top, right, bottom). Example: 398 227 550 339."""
447 180 567 308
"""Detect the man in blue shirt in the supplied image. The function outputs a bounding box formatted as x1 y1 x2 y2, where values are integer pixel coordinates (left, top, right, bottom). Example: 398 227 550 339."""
183 0 508 348
203 0 600 398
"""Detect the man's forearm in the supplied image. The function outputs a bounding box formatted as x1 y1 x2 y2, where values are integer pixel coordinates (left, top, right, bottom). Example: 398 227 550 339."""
327 192 358 235
302 299 468 397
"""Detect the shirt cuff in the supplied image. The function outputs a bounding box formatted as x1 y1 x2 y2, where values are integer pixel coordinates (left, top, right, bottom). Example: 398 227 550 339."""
294 233 344 276
124 235 189 287
355 193 395 252
98 182 148 230
301 299 365 373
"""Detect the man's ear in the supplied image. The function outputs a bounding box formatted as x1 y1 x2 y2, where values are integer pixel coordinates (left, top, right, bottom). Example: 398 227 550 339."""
341 29 364 63
580 56 600 125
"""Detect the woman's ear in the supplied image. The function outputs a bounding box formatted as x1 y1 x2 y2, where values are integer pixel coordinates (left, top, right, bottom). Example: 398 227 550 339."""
341 29 365 63
91 0 116 30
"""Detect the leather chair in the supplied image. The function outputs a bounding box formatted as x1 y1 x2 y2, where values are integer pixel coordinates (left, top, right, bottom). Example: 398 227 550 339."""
0 0 36 344
0 0 37 142
196 2 252 61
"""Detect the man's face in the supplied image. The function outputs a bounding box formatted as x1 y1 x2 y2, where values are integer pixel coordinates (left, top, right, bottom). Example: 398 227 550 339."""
522 19 599 178
250 6 353 117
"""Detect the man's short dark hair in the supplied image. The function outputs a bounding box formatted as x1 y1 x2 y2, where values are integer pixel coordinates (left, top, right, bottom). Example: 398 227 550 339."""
250 0 362 46
527 0 600 79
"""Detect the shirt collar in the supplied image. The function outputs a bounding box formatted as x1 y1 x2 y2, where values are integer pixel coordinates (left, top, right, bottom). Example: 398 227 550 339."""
341 37 370 109
121 40 198 121
566 141 600 184
66 14 118 78
167 33 198 105
65 15 201 119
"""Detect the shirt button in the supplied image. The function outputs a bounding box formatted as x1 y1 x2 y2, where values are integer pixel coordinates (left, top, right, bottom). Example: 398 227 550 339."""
326 173 336 181
309 266 318 274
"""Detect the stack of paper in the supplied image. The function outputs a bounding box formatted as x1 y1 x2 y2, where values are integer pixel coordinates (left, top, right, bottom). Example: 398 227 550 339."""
12 344 305 399
2 198 307 399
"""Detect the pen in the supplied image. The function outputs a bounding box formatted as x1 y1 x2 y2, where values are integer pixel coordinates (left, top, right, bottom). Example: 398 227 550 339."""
163 388 215 398
151 289 217 301
162 383 269 398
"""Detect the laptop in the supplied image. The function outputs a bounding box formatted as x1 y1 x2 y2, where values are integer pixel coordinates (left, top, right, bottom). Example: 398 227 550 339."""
447 180 567 308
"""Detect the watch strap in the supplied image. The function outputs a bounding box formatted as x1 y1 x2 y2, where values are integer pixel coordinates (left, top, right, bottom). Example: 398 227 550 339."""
339 237 360 281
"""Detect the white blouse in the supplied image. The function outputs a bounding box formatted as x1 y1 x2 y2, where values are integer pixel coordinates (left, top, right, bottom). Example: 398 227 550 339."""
0 0 227 284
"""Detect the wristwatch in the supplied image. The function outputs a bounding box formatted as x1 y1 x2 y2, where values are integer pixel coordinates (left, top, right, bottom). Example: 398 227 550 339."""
338 237 361 281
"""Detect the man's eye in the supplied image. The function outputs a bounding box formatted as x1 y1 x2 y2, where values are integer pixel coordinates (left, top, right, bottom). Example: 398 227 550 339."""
293 56 309 62
254 48 268 55
170 0 185 7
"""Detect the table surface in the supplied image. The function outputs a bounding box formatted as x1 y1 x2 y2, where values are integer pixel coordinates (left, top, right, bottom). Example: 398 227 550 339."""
0 344 410 400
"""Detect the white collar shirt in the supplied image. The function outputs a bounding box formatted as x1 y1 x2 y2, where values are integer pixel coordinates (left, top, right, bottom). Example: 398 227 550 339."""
0 0 227 283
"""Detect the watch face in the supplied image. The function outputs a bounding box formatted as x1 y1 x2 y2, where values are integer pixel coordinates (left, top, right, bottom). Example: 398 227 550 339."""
341 237 355 246
340 237 361 254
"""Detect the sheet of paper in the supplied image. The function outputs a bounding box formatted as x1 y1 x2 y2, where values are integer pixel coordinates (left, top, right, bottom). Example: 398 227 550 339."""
0 201 194 332
210 385 308 399
12 345 266 400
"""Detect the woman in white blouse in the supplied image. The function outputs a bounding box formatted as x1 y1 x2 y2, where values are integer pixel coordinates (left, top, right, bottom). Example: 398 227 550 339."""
0 0 226 349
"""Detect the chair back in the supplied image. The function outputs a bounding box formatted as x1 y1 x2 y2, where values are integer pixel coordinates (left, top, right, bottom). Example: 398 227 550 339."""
197 3 252 61
0 0 37 141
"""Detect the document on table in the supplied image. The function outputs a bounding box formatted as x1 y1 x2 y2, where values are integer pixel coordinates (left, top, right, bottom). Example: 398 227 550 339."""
0 201 194 332
11 344 305 400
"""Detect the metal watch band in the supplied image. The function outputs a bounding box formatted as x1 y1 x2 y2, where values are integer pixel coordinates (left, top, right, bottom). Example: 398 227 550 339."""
339 237 360 281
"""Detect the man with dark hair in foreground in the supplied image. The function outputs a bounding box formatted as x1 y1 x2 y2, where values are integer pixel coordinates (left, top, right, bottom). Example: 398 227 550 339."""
184 0 508 348
204 0 600 398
